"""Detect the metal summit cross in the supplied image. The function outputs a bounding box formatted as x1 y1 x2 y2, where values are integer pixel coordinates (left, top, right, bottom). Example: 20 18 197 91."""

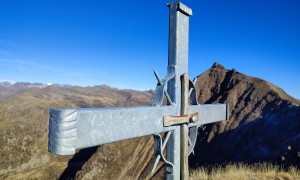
48 2 229 180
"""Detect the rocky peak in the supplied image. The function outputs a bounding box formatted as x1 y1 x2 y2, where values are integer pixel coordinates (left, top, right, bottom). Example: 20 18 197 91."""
211 62 225 69
191 63 300 167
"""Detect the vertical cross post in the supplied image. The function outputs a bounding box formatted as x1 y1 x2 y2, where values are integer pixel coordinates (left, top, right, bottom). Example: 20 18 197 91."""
180 73 189 180
167 2 192 105
166 2 192 180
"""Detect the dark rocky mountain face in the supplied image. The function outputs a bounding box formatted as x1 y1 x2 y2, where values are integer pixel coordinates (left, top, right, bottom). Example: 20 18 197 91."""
0 63 299 179
190 63 300 168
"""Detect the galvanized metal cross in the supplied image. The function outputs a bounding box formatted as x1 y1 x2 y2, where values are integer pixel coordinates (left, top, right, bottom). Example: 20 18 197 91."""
48 2 229 180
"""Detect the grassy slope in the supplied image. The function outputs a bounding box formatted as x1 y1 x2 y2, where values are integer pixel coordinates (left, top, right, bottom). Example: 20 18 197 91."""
0 95 74 179
190 163 300 180
0 86 153 179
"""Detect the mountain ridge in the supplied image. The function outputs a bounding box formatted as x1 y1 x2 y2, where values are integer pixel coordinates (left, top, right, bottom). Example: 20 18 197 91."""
0 63 299 179
0 81 153 103
191 62 300 167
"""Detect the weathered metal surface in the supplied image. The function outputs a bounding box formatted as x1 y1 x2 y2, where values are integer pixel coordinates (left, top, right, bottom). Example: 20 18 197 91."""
188 104 228 127
48 104 227 155
167 2 190 107
48 109 77 155
165 3 191 179
75 106 176 150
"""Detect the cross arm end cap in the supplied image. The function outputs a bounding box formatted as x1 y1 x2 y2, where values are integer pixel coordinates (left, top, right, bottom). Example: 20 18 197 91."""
167 1 193 16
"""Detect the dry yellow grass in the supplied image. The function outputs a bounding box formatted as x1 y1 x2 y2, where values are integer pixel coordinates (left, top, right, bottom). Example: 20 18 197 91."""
190 163 300 180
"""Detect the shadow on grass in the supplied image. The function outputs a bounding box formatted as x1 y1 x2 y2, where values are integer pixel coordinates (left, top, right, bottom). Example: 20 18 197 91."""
59 146 98 179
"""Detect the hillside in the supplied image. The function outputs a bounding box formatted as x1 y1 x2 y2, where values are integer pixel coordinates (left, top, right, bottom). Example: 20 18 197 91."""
0 63 299 179
191 63 300 167
0 85 153 179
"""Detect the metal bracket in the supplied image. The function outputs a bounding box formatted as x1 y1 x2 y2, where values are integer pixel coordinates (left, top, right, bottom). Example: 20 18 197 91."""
187 77 198 155
189 77 198 105
188 126 198 155
151 132 174 174
151 67 176 106
151 126 198 174
163 112 199 127
151 73 199 173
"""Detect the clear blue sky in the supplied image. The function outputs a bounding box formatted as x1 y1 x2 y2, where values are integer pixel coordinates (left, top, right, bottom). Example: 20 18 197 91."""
0 0 299 98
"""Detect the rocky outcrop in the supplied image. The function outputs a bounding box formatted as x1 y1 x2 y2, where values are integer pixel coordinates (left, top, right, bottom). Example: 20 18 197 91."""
190 63 300 168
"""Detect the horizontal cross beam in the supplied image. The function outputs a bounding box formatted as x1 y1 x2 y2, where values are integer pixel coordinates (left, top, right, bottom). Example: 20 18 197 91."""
48 104 228 155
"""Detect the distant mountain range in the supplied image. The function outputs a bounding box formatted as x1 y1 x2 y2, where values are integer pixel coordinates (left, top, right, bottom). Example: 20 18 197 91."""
1 80 299 101
0 63 299 179
0 81 71 89
0 81 73 100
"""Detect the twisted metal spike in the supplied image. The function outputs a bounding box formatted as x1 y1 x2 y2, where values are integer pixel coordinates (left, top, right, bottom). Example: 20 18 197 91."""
151 131 173 174
164 91 174 105
188 126 198 155
189 77 198 105
193 77 197 85
153 69 174 105
189 87 194 96
153 69 163 85
151 155 161 174
188 137 195 155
